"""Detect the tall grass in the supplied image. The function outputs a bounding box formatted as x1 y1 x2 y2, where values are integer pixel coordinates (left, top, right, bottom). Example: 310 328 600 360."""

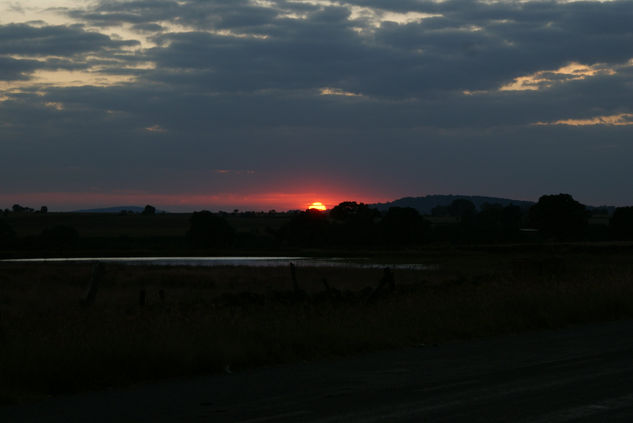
1 249 633 402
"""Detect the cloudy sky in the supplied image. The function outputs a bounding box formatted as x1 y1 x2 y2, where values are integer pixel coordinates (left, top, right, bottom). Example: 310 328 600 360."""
1 0 632 211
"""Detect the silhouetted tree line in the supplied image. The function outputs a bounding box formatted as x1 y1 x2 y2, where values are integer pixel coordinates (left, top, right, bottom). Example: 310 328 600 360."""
272 195 633 247
0 219 16 247
142 204 156 215
180 194 633 248
187 210 236 248
275 200 515 247
528 194 588 240
431 198 476 218
610 207 633 240
4 194 633 253
2 204 47 214
0 221 79 251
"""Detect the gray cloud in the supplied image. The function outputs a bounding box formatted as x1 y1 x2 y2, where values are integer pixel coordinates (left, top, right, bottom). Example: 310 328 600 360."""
2 0 633 208
0 23 138 55
0 22 142 83
0 56 40 80
123 0 632 101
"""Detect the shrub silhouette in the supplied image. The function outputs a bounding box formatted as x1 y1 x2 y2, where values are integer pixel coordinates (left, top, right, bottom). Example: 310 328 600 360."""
432 199 476 219
610 207 633 240
0 219 16 246
450 199 476 218
329 201 379 223
12 204 34 213
529 194 588 240
278 209 329 246
329 201 380 245
142 204 156 215
473 203 523 241
187 211 235 247
380 207 430 245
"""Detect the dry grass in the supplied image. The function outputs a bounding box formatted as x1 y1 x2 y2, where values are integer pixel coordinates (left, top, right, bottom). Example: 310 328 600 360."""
1 249 633 403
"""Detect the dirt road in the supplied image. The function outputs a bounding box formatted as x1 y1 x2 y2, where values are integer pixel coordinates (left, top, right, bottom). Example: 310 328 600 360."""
4 319 633 422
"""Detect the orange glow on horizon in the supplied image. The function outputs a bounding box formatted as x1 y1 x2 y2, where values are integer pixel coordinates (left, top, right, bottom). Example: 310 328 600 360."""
1 191 390 212
307 201 327 211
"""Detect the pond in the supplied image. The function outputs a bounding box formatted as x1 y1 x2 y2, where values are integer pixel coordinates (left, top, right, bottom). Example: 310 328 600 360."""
1 256 432 270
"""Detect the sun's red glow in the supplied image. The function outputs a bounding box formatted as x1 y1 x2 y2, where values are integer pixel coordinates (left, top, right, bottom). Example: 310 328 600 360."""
1 190 391 212
308 201 327 211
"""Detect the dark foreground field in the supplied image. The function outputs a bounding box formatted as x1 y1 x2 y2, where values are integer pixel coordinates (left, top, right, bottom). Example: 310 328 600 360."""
4 319 633 422
1 245 633 404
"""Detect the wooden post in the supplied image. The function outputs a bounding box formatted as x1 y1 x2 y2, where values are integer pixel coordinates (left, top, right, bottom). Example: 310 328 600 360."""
290 262 299 293
382 267 395 291
321 277 331 292
369 267 395 301
321 277 342 300
82 262 104 306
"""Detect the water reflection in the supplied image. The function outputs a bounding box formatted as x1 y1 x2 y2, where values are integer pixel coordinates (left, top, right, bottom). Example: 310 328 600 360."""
2 256 431 270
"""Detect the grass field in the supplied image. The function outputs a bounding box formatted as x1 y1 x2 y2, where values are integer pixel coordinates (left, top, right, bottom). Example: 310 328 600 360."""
3 212 292 238
0 212 297 258
2 245 633 403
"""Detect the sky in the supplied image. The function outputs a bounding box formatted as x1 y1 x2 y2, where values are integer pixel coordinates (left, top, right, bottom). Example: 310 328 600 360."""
1 0 632 211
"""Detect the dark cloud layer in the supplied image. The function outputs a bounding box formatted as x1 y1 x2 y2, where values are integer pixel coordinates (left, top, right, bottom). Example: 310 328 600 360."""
0 56 40 80
2 0 633 209
0 23 138 55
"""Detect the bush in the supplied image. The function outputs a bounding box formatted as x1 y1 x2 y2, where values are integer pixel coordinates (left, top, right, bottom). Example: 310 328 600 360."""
611 207 633 240
528 194 588 240
277 209 330 246
187 211 235 247
380 207 430 245
0 219 16 246
142 205 156 215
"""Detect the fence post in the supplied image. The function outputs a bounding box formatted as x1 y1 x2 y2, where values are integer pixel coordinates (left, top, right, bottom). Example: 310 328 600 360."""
290 262 299 293
82 262 104 306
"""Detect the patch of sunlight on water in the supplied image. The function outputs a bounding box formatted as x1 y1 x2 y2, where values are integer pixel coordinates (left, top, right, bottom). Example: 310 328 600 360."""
1 257 432 270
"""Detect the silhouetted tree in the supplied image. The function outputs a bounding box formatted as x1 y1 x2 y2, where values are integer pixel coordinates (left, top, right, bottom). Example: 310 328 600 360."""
278 209 329 246
142 204 156 215
450 199 476 218
329 201 379 222
431 205 448 217
329 201 380 245
187 211 235 248
0 219 16 247
473 203 523 241
529 194 588 240
431 199 476 219
610 207 633 240
380 207 430 245
40 206 48 214
12 204 33 213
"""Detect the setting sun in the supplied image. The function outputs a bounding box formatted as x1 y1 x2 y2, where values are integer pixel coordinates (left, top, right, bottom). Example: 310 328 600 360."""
308 201 327 211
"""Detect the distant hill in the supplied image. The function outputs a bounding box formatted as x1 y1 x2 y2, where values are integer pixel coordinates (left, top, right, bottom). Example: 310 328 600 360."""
73 206 156 213
370 195 535 215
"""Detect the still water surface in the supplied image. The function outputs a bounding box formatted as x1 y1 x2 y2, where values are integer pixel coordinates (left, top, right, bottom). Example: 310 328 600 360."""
2 257 431 270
